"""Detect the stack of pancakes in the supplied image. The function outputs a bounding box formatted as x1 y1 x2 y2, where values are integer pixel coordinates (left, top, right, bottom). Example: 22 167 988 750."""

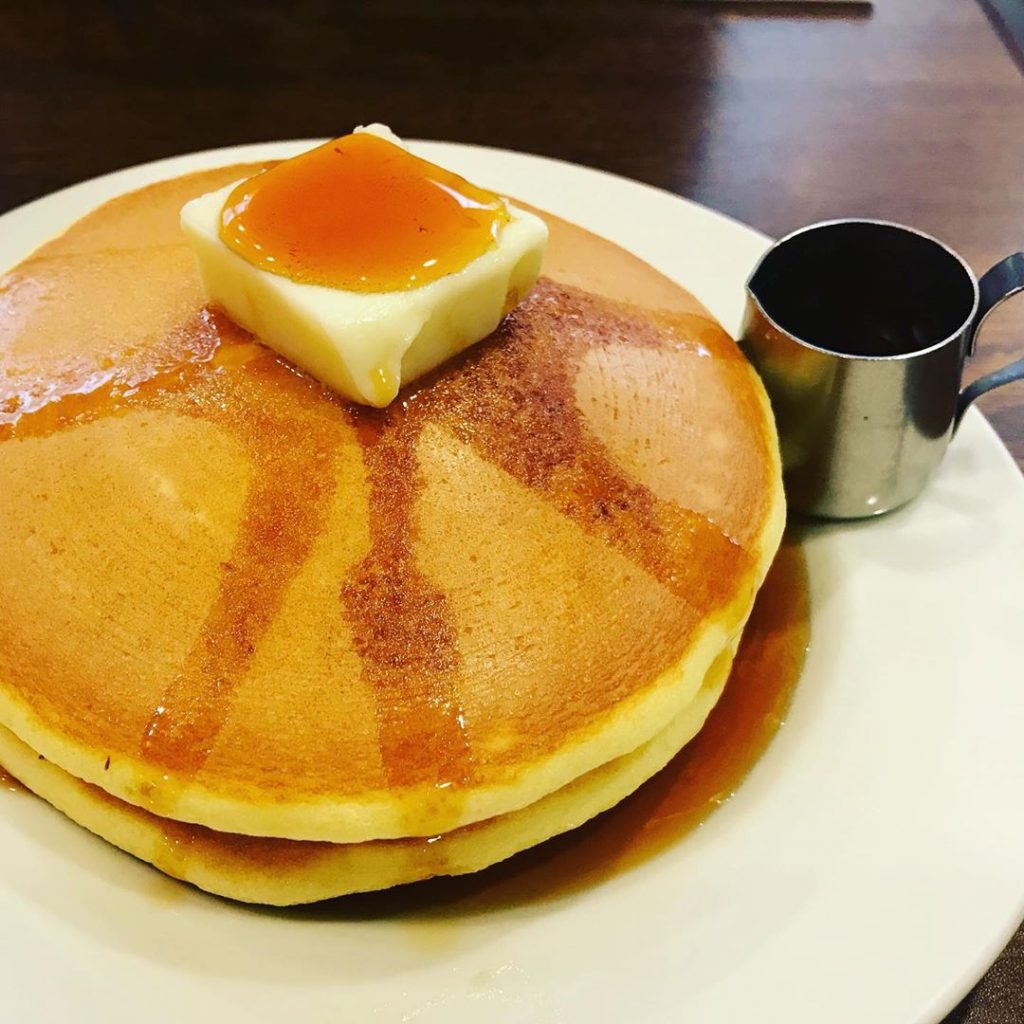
0 165 784 905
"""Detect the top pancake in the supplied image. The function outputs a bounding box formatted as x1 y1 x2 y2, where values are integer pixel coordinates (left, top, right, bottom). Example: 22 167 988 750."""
0 162 784 842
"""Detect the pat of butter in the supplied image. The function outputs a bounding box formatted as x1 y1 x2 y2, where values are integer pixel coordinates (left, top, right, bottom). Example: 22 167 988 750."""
180 129 547 407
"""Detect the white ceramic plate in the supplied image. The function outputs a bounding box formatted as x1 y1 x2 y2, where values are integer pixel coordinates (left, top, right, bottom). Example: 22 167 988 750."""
1 142 1022 1024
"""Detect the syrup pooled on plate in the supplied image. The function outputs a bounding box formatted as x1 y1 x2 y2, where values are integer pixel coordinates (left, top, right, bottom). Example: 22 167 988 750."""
501 539 808 897
0 766 25 795
589 539 809 870
219 132 510 292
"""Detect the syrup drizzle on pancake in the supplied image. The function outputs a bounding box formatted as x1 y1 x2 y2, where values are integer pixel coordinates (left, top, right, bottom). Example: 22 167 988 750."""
415 285 751 614
1 310 346 774
343 408 472 790
138 356 343 772
0 278 756 796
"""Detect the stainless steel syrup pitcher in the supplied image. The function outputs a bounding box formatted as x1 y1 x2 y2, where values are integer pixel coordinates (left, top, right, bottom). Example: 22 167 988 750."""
740 219 1024 519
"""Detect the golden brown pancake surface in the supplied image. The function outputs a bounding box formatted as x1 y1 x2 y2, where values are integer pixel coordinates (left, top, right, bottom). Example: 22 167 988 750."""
0 164 784 842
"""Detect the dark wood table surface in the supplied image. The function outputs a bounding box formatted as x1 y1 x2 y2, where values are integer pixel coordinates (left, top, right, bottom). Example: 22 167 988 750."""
1 1 1021 1020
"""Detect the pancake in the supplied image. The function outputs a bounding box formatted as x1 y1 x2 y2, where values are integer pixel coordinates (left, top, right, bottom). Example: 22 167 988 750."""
0 163 785 846
0 640 736 905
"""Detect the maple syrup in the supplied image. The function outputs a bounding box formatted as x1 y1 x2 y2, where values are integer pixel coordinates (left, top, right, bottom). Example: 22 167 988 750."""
220 132 509 292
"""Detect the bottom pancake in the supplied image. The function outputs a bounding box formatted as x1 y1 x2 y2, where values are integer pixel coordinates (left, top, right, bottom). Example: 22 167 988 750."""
0 640 737 906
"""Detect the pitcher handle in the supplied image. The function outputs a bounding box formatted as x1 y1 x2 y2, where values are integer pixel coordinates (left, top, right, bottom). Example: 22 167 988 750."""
955 252 1024 430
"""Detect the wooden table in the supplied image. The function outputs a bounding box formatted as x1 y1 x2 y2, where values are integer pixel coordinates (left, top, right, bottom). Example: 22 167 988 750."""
0 1 1021 1019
